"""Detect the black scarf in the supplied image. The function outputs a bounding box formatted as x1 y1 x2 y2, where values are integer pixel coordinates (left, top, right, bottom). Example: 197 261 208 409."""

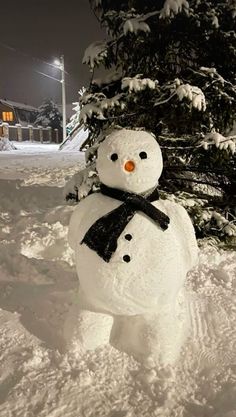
81 184 170 262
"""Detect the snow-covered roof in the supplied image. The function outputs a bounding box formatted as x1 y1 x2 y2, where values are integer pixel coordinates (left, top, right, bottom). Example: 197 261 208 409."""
0 99 38 112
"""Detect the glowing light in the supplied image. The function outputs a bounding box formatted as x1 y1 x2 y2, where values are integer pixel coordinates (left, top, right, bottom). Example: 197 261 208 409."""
54 59 61 67
2 112 14 122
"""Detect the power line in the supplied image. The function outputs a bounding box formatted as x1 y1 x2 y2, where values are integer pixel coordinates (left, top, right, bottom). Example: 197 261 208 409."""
34 70 61 83
34 70 72 87
0 41 70 75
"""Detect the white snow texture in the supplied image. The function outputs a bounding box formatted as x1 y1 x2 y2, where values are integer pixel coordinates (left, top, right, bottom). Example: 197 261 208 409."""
0 141 236 416
160 0 189 19
122 76 156 93
0 137 16 151
175 82 206 111
83 40 107 69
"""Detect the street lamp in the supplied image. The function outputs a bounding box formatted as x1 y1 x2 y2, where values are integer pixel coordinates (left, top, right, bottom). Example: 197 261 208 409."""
54 55 67 142
54 58 61 67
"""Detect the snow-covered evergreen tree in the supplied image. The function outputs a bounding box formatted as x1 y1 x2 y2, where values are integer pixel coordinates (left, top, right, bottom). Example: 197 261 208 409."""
35 99 62 130
71 0 236 247
66 102 81 134
66 89 86 134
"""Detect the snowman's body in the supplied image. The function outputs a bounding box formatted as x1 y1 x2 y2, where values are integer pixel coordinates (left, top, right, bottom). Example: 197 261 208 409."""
68 129 198 365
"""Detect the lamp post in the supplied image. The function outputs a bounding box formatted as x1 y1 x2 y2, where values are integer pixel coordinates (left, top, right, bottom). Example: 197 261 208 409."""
54 55 67 142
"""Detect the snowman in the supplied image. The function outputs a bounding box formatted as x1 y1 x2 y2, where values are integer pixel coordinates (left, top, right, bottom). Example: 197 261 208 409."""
68 129 198 366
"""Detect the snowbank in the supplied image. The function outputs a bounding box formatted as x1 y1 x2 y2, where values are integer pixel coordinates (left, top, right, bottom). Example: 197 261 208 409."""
60 126 88 151
0 137 17 151
0 142 236 417
12 140 59 153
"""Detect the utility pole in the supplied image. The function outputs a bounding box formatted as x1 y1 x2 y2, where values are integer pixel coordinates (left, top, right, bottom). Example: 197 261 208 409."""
53 55 67 142
38 56 67 143
60 55 67 142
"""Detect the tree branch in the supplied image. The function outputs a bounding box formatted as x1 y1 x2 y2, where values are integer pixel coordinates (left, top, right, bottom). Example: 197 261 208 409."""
165 176 224 191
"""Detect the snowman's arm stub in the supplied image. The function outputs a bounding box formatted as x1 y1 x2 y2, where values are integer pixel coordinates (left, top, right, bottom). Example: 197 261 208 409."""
155 199 199 270
68 193 99 251
164 200 199 269
68 193 121 251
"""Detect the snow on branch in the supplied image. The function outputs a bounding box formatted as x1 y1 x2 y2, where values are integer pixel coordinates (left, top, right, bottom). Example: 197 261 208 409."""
99 94 125 110
64 164 99 201
123 2 189 35
122 76 156 92
67 102 81 132
192 67 236 92
212 212 236 237
174 80 206 111
122 0 189 29
198 67 226 85
79 94 124 123
93 0 102 6
83 41 107 69
123 18 151 35
80 104 105 123
92 70 122 87
211 14 219 28
67 89 87 132
160 0 189 19
201 132 236 154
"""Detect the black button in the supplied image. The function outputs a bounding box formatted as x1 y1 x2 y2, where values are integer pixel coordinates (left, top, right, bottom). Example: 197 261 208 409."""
125 234 132 241
110 153 118 161
123 255 131 263
139 151 147 159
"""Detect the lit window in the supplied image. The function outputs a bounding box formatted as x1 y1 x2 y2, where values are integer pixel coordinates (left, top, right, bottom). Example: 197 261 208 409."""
2 112 14 122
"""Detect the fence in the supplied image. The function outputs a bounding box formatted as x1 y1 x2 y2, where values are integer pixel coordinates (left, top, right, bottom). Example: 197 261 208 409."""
0 123 61 143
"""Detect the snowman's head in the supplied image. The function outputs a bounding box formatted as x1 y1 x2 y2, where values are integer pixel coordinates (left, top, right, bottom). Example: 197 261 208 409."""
96 129 163 194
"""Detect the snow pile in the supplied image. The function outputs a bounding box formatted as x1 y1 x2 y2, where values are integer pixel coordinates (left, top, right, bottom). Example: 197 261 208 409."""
60 126 88 151
0 137 17 151
0 142 236 417
12 140 59 153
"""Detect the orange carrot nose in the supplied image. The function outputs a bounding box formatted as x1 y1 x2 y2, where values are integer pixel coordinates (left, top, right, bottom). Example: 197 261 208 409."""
124 160 135 172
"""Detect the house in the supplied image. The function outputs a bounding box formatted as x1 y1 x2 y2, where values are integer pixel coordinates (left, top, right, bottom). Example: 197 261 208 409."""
0 99 38 127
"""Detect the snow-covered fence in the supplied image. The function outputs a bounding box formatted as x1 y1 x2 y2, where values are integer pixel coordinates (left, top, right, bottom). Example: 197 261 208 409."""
0 123 61 143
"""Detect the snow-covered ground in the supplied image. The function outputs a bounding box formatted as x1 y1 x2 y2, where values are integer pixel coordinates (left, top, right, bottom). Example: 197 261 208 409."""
0 142 236 417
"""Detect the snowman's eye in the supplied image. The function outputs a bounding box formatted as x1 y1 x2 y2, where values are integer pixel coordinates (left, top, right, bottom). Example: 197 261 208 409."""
110 153 118 161
139 151 147 159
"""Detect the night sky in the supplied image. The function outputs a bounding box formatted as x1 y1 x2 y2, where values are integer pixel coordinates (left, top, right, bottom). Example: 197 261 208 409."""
0 0 104 109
